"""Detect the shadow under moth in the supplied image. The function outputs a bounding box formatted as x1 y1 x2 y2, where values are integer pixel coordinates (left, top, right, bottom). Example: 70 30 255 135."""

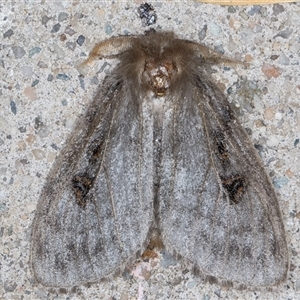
31 31 289 289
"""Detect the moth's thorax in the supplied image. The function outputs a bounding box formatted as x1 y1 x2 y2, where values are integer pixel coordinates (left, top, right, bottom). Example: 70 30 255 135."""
143 57 178 97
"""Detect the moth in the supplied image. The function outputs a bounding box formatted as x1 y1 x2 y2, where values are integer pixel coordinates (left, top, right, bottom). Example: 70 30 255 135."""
31 31 289 289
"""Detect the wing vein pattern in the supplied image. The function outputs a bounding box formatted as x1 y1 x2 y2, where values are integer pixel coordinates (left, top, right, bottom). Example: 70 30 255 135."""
31 76 153 287
159 77 288 287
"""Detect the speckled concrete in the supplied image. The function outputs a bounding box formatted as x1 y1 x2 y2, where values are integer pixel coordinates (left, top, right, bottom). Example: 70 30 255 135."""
1 1 300 299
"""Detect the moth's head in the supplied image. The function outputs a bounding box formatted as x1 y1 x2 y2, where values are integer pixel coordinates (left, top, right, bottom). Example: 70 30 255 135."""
142 57 178 97
119 31 194 97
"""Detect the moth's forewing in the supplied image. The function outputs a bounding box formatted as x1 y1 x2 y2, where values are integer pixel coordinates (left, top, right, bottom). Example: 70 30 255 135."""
31 78 154 287
159 78 288 287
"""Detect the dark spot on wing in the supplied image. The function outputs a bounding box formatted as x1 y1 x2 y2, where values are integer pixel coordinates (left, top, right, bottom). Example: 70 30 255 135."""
213 130 229 160
221 174 245 204
72 173 94 207
89 137 106 161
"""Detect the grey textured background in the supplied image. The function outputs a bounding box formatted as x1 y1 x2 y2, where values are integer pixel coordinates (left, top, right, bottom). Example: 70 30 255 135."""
1 1 299 299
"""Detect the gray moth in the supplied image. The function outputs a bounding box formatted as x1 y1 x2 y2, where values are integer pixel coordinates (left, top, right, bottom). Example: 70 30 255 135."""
31 31 289 289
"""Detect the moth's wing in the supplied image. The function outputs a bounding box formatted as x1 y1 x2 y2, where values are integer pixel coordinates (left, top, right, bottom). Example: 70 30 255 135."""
31 76 153 287
159 79 288 287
